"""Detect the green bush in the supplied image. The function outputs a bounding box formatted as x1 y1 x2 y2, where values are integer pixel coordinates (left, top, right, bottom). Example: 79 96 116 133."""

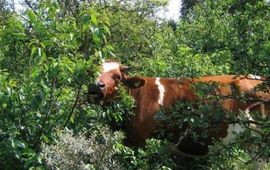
0 1 110 168
116 139 176 170
42 127 124 170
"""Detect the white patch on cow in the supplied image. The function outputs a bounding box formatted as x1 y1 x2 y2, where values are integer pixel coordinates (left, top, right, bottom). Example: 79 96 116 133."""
247 74 261 80
222 120 244 145
102 62 120 73
245 111 256 128
155 78 165 106
222 106 258 145
245 108 256 123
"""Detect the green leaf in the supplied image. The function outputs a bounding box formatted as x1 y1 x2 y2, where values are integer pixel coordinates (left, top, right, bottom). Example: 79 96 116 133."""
70 114 75 124
82 14 91 30
31 68 41 81
91 14 98 25
42 135 50 143
16 141 26 149
27 10 36 22
31 47 37 58
11 139 25 149
38 47 41 57
103 26 111 35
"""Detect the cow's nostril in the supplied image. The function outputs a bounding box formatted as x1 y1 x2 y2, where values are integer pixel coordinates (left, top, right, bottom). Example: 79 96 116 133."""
98 82 105 88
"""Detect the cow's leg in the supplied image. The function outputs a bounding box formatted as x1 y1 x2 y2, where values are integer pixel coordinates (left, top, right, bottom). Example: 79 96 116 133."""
176 136 209 156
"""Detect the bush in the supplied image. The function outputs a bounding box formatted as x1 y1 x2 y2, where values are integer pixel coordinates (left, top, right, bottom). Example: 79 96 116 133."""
42 126 124 170
116 139 176 170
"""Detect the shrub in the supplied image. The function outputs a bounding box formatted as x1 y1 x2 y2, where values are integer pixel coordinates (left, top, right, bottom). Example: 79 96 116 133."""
42 126 124 170
116 139 176 170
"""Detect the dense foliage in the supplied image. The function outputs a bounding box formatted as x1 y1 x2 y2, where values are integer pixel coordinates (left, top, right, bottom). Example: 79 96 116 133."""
0 0 269 169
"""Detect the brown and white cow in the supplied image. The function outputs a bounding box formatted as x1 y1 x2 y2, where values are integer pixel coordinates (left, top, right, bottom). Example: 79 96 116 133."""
88 60 270 156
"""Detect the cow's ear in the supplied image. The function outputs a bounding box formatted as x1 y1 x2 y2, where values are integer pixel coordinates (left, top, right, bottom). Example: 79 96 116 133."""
120 65 132 73
123 77 145 89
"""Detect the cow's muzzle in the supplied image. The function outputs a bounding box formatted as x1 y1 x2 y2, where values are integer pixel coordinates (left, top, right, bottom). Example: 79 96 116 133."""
87 84 104 101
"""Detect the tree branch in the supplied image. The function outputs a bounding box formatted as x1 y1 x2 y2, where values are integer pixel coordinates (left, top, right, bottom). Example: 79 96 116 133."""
63 85 82 128
24 0 37 15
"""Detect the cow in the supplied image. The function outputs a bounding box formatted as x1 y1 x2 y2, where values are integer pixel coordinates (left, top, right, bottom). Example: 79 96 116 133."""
88 60 270 157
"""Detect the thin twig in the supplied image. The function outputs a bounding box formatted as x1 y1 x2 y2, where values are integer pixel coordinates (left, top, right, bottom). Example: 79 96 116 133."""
24 0 38 15
63 85 82 128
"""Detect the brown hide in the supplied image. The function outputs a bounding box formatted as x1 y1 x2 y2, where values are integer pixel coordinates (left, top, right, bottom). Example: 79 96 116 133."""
125 75 269 155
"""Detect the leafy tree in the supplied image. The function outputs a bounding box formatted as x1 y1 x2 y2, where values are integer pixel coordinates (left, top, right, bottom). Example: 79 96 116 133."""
181 0 203 17
95 0 168 64
0 1 111 168
175 0 270 76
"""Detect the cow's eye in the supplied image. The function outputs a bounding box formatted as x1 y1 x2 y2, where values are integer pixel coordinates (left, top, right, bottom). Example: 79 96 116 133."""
112 74 121 81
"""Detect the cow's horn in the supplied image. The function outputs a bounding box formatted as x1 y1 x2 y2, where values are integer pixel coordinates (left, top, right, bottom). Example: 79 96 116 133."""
120 65 131 72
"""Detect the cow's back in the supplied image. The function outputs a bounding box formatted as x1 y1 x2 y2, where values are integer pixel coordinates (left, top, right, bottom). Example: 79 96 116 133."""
195 75 268 112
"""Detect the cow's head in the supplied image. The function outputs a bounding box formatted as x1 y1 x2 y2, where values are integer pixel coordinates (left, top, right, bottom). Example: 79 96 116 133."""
88 60 145 102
